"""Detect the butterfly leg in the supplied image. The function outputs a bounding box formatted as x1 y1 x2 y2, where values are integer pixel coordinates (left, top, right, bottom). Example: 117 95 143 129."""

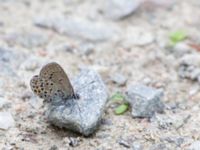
65 93 80 100
72 93 80 99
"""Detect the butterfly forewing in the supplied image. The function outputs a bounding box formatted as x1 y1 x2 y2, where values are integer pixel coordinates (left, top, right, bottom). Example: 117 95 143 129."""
39 62 75 99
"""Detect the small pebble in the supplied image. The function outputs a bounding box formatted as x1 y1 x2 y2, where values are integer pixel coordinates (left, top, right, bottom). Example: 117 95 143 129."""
63 137 81 147
178 54 200 82
0 111 15 130
117 138 130 148
110 73 127 86
126 84 164 118
132 141 143 150
101 0 141 20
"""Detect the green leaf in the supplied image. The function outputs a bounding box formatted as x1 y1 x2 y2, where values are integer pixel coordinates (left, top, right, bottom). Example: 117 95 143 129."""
110 92 125 102
169 30 187 45
114 103 129 115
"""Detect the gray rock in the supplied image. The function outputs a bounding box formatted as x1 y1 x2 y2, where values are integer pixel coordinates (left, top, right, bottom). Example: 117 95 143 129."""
34 16 117 42
126 84 164 118
110 73 127 86
0 111 15 130
47 69 108 136
180 54 200 67
101 0 141 20
178 54 200 81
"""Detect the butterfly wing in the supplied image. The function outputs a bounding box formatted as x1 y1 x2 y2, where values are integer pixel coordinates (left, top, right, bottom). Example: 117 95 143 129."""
39 62 75 99
30 75 60 101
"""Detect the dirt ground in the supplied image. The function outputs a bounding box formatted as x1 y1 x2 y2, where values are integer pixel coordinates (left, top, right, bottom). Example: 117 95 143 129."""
0 0 200 149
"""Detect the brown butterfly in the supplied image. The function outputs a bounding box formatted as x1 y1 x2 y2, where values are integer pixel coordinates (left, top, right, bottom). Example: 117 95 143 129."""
30 62 78 102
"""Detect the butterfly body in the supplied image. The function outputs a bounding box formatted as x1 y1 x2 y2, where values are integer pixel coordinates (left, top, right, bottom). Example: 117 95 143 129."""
30 62 77 102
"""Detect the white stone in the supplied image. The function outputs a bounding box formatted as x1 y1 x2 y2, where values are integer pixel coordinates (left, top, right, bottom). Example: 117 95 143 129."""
102 0 141 20
0 111 15 130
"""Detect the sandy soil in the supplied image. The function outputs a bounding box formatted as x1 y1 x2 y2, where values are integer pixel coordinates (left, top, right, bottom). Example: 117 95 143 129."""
0 0 200 149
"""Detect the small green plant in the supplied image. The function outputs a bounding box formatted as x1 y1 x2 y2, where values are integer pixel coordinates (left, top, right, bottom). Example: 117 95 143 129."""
110 92 125 103
110 92 129 115
114 103 129 115
169 30 187 45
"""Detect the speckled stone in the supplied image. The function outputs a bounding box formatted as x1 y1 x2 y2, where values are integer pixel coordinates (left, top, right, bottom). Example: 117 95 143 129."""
126 84 164 118
47 69 108 136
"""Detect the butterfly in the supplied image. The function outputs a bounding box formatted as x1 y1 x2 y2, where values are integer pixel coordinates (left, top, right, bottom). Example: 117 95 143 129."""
30 62 78 102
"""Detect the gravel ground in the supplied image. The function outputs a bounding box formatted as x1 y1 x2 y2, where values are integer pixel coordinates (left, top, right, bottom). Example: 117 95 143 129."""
0 0 200 149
